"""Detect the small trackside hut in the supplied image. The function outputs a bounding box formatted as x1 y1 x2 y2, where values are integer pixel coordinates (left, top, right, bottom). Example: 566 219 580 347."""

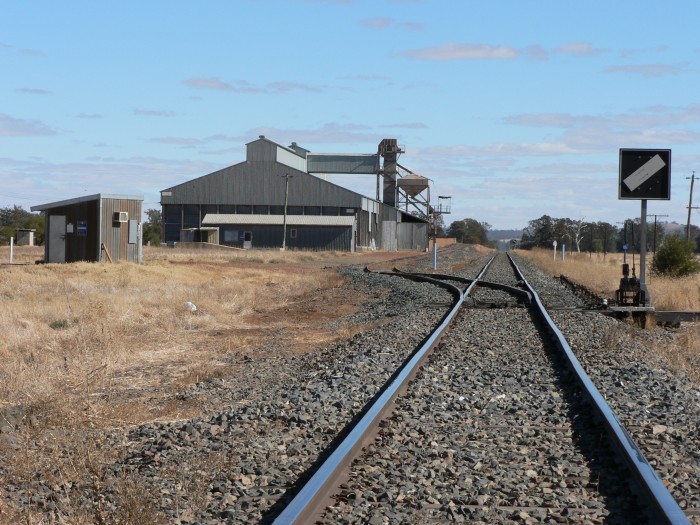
31 194 143 263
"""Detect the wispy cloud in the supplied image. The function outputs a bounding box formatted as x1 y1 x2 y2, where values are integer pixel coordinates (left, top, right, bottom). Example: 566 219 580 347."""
504 105 700 133
183 77 320 93
76 113 103 119
149 133 237 148
0 154 222 207
503 112 604 128
150 137 203 146
403 41 619 61
381 122 428 129
362 17 392 29
133 108 176 117
0 113 56 136
246 123 378 146
404 43 520 61
360 17 424 31
17 48 43 56
556 42 608 56
604 62 689 78
15 87 51 95
500 105 700 154
398 22 424 31
184 77 261 92
267 82 321 93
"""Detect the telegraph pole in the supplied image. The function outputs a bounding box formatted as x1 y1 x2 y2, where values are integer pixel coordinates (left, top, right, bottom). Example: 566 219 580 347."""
687 172 698 241
646 214 668 254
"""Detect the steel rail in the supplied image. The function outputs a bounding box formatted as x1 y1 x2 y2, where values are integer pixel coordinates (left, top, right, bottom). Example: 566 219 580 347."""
395 269 532 303
507 253 690 525
272 257 497 524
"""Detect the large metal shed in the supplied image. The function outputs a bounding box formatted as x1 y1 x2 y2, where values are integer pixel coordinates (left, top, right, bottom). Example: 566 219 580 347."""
31 194 143 263
160 136 428 251
202 214 356 251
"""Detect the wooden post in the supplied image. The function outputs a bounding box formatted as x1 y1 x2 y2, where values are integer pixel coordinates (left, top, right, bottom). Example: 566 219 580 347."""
101 243 113 263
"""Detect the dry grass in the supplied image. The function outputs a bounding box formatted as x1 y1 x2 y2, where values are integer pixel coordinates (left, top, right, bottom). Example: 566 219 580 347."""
516 248 700 311
0 244 422 522
0 245 365 428
518 248 700 385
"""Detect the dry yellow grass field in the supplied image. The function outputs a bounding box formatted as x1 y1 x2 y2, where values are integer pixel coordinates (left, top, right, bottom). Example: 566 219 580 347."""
518 248 700 384
0 245 405 430
0 244 428 523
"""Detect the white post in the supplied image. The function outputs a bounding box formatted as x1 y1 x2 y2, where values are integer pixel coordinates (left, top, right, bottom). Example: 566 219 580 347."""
553 240 558 261
562 243 566 262
9 237 14 264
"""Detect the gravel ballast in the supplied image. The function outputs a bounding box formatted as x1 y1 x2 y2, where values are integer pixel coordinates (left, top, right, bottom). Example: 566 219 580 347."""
1 246 697 524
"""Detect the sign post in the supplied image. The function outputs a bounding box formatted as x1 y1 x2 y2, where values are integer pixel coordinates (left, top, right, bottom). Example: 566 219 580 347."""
618 148 672 306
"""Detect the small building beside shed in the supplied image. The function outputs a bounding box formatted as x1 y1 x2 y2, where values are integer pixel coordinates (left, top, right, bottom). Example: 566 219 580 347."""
15 228 36 246
31 194 143 263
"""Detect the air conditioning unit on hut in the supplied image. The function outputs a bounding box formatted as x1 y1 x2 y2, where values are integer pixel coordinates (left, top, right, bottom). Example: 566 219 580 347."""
113 211 128 223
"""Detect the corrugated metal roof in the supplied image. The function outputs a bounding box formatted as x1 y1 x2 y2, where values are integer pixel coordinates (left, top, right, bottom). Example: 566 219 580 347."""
31 193 144 212
203 214 355 227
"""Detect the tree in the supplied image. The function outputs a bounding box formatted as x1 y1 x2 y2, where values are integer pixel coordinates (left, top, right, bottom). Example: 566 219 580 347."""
652 234 700 277
568 218 586 253
447 218 491 246
142 208 162 246
433 214 447 237
521 215 554 249
592 222 617 255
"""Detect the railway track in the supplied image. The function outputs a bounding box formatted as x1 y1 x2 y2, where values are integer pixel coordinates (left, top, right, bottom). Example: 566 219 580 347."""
3 246 695 524
273 252 691 524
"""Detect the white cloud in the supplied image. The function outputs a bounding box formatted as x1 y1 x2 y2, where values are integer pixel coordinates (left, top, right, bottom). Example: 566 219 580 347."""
15 87 51 95
361 17 392 29
133 108 176 117
404 43 519 61
556 42 608 56
0 114 56 136
183 77 320 94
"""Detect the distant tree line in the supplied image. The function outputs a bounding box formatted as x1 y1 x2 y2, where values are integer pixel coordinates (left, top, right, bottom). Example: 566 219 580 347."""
518 214 700 255
0 206 44 245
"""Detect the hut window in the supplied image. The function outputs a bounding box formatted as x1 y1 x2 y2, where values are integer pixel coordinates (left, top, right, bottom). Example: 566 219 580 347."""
290 228 297 239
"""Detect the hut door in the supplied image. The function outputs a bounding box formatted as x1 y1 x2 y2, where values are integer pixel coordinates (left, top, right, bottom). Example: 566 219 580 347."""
48 215 66 263
243 231 252 249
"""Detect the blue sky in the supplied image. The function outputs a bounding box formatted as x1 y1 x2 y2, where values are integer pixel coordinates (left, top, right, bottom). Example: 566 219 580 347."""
2 0 700 230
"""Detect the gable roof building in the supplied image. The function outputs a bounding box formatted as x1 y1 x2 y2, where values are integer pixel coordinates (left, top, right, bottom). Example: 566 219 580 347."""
160 136 428 251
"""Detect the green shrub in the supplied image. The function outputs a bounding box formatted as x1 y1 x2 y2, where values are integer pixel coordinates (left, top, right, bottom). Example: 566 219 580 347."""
49 319 69 330
652 234 700 277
